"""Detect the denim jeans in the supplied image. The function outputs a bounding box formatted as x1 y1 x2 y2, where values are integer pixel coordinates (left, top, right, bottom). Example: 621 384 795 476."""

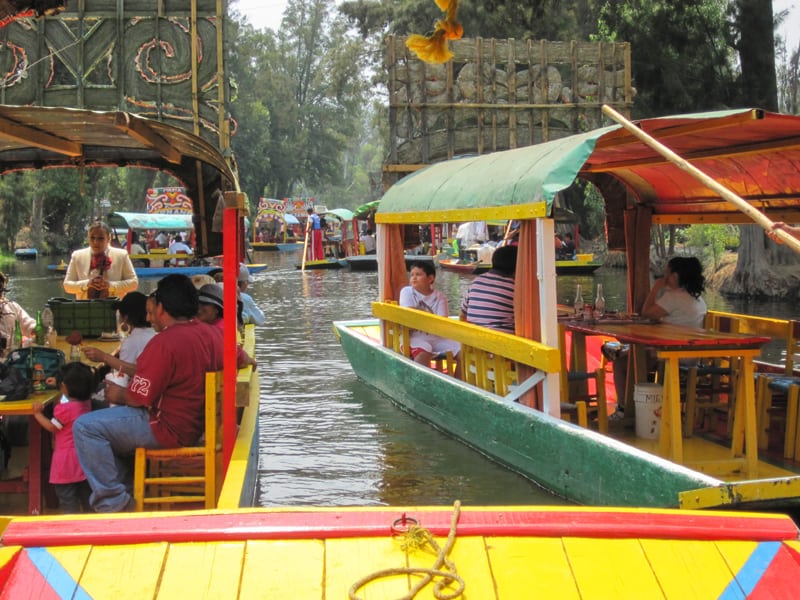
73 406 160 512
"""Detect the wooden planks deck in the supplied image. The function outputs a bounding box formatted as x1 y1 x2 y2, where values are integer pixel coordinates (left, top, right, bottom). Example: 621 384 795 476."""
0 507 798 598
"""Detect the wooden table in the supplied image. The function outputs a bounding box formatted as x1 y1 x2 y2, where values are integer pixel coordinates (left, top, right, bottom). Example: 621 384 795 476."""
52 336 121 367
565 319 770 477
0 391 58 514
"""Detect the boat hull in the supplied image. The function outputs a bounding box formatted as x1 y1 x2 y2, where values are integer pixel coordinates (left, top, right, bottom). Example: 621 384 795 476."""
439 259 490 274
334 319 722 509
345 255 378 271
556 260 603 275
296 258 347 270
14 248 37 260
1 505 796 598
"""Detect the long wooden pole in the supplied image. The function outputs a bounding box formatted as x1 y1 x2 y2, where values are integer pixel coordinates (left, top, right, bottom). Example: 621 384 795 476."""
301 219 310 271
601 104 800 255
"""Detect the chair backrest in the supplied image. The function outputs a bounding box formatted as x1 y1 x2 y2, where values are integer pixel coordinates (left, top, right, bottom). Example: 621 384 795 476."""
206 370 224 505
786 321 800 375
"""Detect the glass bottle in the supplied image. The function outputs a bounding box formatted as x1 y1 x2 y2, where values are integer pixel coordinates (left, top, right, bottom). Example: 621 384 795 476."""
573 284 584 316
70 344 81 363
11 318 22 350
33 363 46 392
594 284 605 318
34 310 45 346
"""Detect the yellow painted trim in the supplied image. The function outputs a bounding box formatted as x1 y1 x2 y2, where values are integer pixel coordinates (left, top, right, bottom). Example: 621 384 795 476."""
372 302 561 373
217 382 258 509
375 202 548 224
653 211 800 225
678 476 800 509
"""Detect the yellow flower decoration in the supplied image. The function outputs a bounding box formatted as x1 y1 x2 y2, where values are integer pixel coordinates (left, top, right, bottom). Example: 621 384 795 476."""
406 0 463 63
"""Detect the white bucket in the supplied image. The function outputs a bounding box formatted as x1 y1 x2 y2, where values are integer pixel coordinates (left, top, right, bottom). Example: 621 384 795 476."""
634 383 663 439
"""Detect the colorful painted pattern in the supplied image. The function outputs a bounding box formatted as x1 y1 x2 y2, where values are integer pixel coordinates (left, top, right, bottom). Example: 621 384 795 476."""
0 508 797 598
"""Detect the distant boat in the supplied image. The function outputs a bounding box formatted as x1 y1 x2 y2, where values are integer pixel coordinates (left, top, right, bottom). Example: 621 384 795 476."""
556 253 603 275
438 258 490 275
14 248 37 260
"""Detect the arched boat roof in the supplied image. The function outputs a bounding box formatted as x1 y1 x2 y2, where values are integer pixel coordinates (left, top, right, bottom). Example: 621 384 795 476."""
377 108 800 227
0 105 238 256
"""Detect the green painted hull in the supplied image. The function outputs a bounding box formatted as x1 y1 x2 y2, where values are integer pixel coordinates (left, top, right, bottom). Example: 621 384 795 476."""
334 319 721 508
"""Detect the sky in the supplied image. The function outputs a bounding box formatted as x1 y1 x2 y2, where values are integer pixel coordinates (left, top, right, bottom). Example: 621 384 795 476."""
236 0 799 52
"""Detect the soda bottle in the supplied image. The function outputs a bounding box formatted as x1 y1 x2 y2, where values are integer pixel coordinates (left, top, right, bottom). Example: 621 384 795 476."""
573 284 584 316
34 310 45 346
594 284 605 318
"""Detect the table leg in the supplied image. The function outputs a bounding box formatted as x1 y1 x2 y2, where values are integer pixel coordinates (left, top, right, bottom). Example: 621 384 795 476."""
658 355 683 463
27 415 43 515
730 357 759 477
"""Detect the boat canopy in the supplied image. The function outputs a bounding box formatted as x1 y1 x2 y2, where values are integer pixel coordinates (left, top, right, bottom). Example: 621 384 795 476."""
378 109 800 228
284 213 300 225
323 208 355 222
107 212 194 232
0 105 238 257
354 200 380 219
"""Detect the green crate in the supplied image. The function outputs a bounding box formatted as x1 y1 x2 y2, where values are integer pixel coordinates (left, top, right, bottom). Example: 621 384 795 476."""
46 297 118 338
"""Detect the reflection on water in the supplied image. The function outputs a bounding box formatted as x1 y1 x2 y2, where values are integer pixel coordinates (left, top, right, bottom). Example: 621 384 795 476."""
6 255 796 508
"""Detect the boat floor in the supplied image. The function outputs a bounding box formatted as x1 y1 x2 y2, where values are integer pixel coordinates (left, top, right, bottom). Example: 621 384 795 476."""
344 323 800 484
0 506 798 598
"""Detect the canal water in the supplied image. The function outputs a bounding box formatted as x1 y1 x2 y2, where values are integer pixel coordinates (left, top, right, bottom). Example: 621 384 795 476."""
1 253 795 508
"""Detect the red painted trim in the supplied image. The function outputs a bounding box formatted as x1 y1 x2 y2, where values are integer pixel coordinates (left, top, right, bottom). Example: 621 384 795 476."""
2 509 797 548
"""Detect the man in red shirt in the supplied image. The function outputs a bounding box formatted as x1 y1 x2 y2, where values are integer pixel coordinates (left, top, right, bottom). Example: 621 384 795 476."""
73 274 224 512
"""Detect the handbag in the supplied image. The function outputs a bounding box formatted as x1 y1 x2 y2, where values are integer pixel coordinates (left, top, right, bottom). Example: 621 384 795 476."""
0 366 32 401
4 346 66 392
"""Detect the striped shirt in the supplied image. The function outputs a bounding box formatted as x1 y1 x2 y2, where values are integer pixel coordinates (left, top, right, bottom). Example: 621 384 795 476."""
460 271 515 333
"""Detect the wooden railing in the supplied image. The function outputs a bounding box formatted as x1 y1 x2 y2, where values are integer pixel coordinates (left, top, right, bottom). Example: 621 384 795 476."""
371 301 560 397
707 310 799 374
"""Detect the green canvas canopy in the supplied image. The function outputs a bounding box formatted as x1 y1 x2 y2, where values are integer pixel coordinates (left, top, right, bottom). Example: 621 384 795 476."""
107 212 195 232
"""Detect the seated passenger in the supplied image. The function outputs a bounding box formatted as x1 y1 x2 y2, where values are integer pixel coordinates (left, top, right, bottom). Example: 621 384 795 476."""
399 261 460 373
460 245 517 333
197 283 257 370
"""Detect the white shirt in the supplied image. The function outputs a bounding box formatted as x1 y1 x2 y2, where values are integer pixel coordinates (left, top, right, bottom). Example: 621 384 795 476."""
656 288 707 329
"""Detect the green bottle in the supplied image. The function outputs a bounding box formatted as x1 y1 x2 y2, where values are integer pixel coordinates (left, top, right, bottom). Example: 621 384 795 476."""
11 319 22 350
34 310 45 346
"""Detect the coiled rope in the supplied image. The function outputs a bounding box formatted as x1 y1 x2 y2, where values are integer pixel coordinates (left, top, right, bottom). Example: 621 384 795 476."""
348 500 464 600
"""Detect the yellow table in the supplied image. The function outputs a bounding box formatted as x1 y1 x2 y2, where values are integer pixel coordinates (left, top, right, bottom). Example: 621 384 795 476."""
565 320 770 477
0 391 58 514
52 336 121 367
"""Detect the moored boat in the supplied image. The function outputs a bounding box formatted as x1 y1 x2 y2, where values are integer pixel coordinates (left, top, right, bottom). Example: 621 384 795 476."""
438 257 491 274
335 107 800 511
14 247 38 260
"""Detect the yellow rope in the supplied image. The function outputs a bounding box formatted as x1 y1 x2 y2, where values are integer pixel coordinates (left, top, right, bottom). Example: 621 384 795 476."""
405 0 463 63
349 500 464 600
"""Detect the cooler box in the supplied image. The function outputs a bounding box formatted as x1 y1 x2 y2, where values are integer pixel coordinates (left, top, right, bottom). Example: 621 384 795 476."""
46 297 118 338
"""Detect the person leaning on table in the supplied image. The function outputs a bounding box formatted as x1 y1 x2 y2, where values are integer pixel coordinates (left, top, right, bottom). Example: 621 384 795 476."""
63 221 138 300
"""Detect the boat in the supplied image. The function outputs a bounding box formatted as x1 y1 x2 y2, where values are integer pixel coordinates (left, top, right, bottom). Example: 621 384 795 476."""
556 255 603 275
251 198 304 251
439 257 491 274
14 247 37 260
1 504 799 597
46 211 267 278
296 208 357 270
334 107 800 511
0 104 259 513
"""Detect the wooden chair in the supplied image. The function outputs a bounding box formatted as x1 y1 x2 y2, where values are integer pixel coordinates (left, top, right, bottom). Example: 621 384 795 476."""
558 324 608 433
682 313 737 437
133 371 223 511
756 320 800 458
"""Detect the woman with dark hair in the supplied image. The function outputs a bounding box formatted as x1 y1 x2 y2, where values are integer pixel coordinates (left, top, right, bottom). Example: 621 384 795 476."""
641 256 707 329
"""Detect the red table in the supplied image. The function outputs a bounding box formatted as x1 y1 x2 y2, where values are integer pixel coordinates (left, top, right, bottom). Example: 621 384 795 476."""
565 319 770 477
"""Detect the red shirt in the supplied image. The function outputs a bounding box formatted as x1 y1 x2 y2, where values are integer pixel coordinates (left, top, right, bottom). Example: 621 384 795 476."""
129 319 224 447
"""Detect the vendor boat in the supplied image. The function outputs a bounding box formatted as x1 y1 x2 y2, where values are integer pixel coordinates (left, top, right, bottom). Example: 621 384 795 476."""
335 107 800 511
